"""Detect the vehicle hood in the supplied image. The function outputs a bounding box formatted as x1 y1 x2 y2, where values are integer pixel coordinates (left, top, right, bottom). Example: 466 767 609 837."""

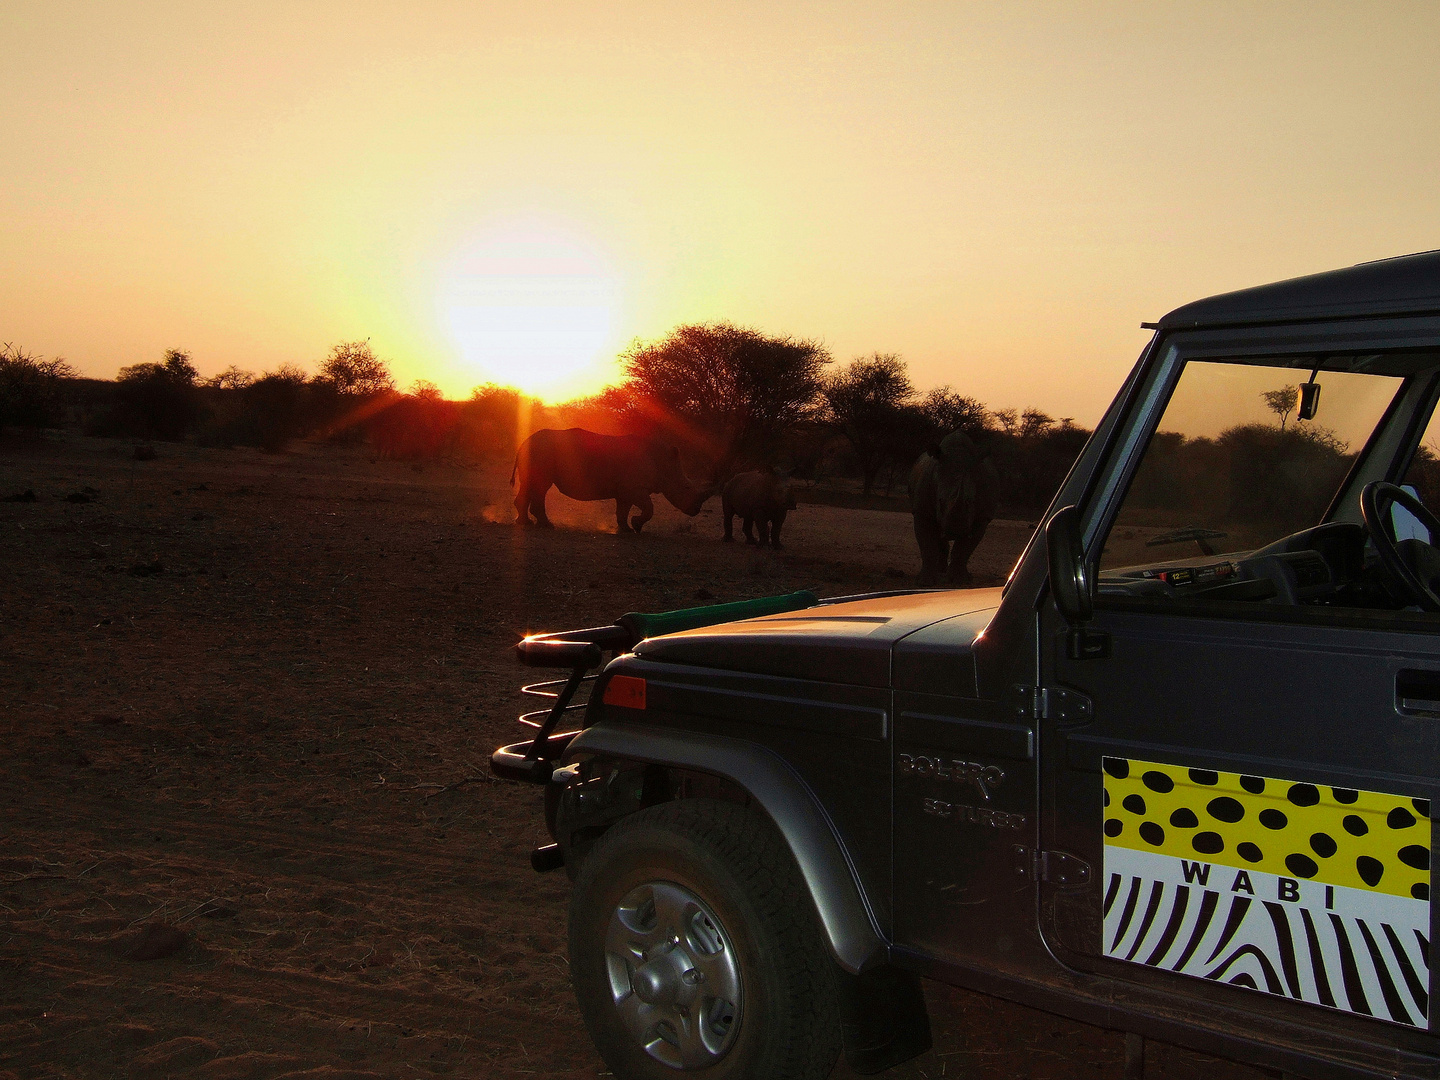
631 588 1002 689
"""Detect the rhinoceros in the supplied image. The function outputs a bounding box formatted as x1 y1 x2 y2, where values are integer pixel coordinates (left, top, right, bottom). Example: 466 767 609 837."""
909 430 1000 585
721 469 798 548
512 428 712 533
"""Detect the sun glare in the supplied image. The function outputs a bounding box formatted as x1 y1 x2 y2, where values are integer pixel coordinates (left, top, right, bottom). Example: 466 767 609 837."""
440 223 622 401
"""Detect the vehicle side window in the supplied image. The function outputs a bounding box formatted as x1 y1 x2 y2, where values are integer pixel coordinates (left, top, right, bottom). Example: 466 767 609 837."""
1099 362 1400 572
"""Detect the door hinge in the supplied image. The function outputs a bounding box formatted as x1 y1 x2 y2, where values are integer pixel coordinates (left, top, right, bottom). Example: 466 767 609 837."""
1014 846 1091 886
1009 684 1092 723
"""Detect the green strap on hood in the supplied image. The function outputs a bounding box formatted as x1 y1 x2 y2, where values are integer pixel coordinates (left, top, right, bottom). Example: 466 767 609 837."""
618 589 819 642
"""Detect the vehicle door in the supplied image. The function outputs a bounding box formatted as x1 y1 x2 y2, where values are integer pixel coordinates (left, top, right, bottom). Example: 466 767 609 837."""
1039 333 1440 1051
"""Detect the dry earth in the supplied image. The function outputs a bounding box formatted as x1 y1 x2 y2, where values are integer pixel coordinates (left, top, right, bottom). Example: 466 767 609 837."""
0 434 1270 1080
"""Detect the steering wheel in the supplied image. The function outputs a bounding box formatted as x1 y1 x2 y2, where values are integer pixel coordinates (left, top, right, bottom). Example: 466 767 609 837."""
1359 481 1440 612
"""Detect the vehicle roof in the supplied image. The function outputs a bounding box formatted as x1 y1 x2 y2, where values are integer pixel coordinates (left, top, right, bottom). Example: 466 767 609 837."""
1156 249 1440 330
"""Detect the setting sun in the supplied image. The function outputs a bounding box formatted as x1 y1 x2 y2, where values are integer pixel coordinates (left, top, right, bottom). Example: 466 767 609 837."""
439 222 622 401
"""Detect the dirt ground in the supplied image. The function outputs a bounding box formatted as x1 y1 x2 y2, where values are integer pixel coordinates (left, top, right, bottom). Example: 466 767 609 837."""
0 434 1271 1080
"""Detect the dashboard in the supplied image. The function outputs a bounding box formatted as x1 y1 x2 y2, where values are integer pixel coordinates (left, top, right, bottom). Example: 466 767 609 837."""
1096 522 1388 607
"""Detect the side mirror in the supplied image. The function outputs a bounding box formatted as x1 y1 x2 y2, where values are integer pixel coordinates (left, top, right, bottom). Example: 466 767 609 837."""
1046 505 1093 625
1299 381 1321 421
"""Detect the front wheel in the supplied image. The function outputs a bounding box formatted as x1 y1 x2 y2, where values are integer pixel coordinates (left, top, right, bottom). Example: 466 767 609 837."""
568 799 841 1080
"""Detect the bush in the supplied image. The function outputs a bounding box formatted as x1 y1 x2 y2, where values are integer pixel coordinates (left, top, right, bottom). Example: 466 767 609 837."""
988 422 1091 514
93 349 204 441
368 392 460 460
233 369 313 451
0 344 76 432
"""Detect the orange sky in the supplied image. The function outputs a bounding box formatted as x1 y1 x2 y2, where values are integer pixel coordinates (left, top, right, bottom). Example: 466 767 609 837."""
5 2 1439 417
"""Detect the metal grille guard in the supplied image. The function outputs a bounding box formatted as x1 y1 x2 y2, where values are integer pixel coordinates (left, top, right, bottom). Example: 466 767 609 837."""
489 591 821 784
490 625 631 784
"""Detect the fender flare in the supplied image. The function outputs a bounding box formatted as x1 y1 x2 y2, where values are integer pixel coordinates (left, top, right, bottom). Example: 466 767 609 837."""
564 720 889 975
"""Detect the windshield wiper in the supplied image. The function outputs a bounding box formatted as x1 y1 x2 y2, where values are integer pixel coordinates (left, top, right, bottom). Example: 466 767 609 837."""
1145 527 1229 557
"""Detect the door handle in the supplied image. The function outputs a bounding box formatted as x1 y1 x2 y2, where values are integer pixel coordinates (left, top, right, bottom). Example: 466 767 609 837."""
1396 669 1440 715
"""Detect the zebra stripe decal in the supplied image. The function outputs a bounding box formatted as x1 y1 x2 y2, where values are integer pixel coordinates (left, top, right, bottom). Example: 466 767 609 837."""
1103 758 1432 1028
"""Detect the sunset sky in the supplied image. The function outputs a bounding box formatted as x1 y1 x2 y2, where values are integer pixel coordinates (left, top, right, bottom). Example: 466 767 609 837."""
5 2 1439 419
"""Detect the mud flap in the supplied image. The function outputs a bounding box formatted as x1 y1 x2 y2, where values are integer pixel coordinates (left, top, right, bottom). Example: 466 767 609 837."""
837 965 932 1074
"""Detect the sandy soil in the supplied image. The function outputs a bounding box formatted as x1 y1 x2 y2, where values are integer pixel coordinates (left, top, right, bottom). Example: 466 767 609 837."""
0 434 1268 1080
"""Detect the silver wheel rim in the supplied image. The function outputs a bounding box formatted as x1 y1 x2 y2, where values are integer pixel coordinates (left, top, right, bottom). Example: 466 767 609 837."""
603 881 743 1069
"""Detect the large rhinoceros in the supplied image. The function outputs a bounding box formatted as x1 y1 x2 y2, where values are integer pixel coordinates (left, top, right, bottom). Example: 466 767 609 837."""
721 469 798 548
512 428 712 533
909 430 1000 586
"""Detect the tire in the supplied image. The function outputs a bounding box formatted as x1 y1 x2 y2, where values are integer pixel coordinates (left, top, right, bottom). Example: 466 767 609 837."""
568 798 842 1080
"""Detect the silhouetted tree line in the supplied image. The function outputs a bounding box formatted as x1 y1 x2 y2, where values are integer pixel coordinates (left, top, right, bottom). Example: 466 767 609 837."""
2 325 1097 514
1120 422 1354 550
564 324 1093 513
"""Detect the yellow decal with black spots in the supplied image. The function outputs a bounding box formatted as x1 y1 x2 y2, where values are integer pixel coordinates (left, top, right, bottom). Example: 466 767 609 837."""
1103 758 1430 900
1102 756 1432 1028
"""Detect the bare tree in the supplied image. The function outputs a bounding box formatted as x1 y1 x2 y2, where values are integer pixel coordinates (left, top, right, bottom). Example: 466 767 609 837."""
409 379 443 401
1261 386 1299 430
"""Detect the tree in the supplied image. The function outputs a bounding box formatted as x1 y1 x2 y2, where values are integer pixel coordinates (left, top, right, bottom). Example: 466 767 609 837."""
992 407 1019 435
318 340 395 396
918 388 989 438
409 379 443 401
1261 386 1298 430
1018 408 1055 439
618 323 830 468
822 354 915 495
205 365 257 390
160 348 199 384
0 344 76 431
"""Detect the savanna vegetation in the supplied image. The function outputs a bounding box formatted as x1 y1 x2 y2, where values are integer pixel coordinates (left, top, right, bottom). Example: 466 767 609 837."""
1 323 1106 518
9 319 1391 531
17 323 1393 527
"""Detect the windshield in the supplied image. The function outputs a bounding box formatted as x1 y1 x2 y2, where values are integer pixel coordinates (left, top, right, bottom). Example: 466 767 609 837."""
1099 359 1404 572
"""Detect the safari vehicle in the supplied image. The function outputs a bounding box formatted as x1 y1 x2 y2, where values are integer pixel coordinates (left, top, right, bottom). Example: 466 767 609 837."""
493 251 1440 1079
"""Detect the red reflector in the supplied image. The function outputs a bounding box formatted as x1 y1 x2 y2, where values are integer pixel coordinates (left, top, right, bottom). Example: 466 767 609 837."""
603 675 647 710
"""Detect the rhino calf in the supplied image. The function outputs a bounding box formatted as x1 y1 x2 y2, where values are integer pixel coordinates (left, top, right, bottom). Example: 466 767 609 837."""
722 469 798 548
